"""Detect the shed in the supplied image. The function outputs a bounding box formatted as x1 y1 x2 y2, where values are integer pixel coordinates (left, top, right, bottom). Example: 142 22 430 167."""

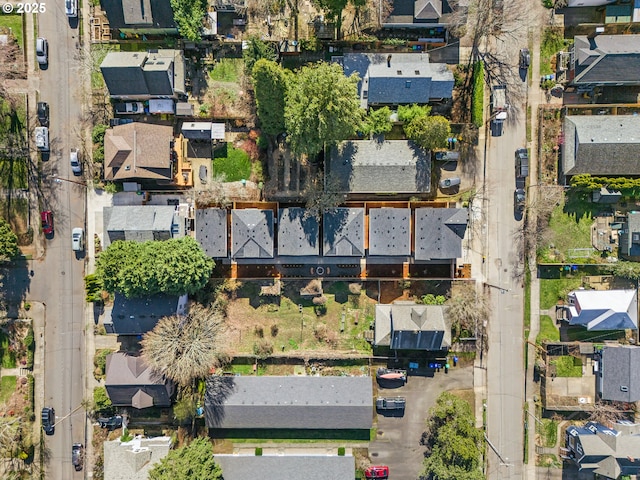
175 102 194 116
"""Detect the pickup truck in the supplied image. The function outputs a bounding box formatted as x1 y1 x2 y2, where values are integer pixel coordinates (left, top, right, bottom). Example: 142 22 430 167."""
114 102 145 114
376 397 406 410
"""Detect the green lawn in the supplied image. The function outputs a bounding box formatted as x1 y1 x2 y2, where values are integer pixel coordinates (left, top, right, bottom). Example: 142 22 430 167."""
551 356 582 377
538 203 596 264
0 376 16 405
539 278 584 310
91 44 120 89
209 58 243 83
213 145 251 182
564 326 625 343
0 158 28 189
536 315 559 344
538 418 558 448
540 27 571 76
0 14 24 49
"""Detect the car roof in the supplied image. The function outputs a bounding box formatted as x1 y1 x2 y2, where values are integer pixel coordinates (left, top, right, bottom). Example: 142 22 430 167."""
72 227 83 234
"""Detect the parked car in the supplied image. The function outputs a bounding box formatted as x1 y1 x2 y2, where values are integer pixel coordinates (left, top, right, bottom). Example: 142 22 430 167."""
71 227 84 251
514 188 526 213
434 151 460 162
34 127 49 151
65 0 77 17
114 102 144 115
376 397 406 411
515 148 529 178
439 177 461 189
365 466 389 479
199 165 208 184
37 102 49 126
519 48 530 69
376 368 407 382
72 443 83 471
109 118 134 127
36 37 48 66
98 415 123 430
41 407 55 435
40 211 53 236
70 149 82 175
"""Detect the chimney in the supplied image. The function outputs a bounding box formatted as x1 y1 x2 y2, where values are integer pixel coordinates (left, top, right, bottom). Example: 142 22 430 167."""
387 54 392 68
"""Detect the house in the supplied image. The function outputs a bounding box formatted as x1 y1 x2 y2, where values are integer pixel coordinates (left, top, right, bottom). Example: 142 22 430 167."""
213 454 355 480
323 208 365 257
104 435 172 480
374 301 451 351
414 208 468 261
329 140 431 194
618 211 640 261
278 207 319 256
568 34 640 86
382 0 461 29
181 122 226 142
231 209 274 259
105 353 174 408
100 0 178 35
103 293 186 335
561 116 640 177
204 376 372 430
598 345 640 403
566 289 638 331
103 205 182 247
100 50 186 100
342 53 454 108
103 123 175 184
564 421 640 479
196 208 228 258
369 208 411 256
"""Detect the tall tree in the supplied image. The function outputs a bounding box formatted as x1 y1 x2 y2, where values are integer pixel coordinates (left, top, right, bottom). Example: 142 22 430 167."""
252 59 289 137
169 0 207 41
446 282 490 340
148 437 222 480
397 104 431 123
243 36 277 75
404 115 451 151
285 62 362 158
0 219 19 263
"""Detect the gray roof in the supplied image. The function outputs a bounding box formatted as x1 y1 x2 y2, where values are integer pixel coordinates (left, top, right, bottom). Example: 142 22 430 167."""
375 302 451 350
600 345 640 402
369 208 411 256
214 455 355 480
104 436 172 480
105 353 173 407
562 116 640 176
329 140 430 194
101 0 177 29
104 205 178 246
619 211 640 259
196 208 228 258
104 293 179 335
204 376 373 430
323 208 365 257
278 208 320 256
571 35 640 85
415 208 468 260
231 209 274 259
414 0 441 19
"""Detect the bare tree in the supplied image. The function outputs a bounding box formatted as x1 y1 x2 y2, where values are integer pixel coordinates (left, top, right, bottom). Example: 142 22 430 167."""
588 401 630 427
304 172 346 220
446 281 491 340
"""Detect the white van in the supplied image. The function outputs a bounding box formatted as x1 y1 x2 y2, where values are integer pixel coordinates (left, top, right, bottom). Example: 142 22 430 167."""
35 127 49 151
65 0 77 17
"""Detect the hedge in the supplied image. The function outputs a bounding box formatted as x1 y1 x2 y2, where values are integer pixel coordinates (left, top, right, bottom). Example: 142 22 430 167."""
472 61 484 128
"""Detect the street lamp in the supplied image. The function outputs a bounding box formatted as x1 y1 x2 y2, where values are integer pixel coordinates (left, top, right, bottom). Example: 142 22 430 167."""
50 174 86 187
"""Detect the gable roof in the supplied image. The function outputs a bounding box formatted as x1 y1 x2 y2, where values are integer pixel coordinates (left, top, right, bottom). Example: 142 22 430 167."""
375 302 451 350
278 208 320 256
330 140 430 194
196 208 228 258
204 376 373 430
619 211 640 259
214 454 355 480
101 0 177 30
105 353 173 407
561 116 640 176
104 123 175 182
567 289 638 330
104 205 178 246
369 208 411 256
104 436 173 480
415 208 468 260
414 0 441 19
231 209 274 259
104 293 180 335
323 208 365 257
600 345 640 402
571 35 640 85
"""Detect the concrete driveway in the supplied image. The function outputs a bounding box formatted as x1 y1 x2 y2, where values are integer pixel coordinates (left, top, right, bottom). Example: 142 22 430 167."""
369 365 473 480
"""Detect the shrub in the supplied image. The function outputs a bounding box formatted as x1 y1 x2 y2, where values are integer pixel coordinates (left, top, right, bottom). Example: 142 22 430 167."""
254 325 264 338
270 324 279 337
312 295 327 305
338 447 345 456
472 61 484 128
94 386 113 413
85 273 103 303
348 283 362 294
94 349 111 380
92 124 108 144
255 447 263 456
314 304 327 316
120 428 133 443
24 326 34 369
253 339 273 359
314 324 338 347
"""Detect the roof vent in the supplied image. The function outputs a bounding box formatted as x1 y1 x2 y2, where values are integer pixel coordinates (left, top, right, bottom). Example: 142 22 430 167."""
621 385 629 392
397 70 402 75
387 54 392 67
415 70 420 75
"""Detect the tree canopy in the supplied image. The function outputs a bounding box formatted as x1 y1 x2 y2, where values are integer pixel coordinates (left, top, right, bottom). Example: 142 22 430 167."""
446 282 490 340
361 107 393 137
313 0 365 39
397 104 431 124
0 219 19 263
252 59 289 137
284 62 362 158
404 114 451 151
148 437 222 480
169 0 207 41
95 237 214 298
570 174 640 194
243 37 277 75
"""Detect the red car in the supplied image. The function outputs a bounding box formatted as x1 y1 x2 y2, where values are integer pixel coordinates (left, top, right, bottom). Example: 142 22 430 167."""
40 210 53 235
365 466 389 479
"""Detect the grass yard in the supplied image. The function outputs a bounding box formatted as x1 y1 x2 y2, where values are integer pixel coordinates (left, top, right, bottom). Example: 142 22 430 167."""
213 144 251 182
0 376 16 405
0 158 28 189
0 197 29 236
563 326 625 343
0 14 24 49
91 44 120 89
209 58 243 83
551 355 582 377
539 278 584 310
540 27 571 76
537 315 559 344
538 418 558 448
538 203 596 264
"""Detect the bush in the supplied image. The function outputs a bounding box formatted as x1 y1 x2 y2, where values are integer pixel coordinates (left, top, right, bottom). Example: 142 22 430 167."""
85 273 103 303
255 447 263 456
94 349 111 380
93 386 113 413
254 325 264 338
314 324 338 347
314 304 327 316
312 295 327 305
420 294 446 305
253 339 273 359
120 428 133 443
92 124 108 144
270 324 279 337
348 283 362 294
472 61 484 128
338 447 345 456
24 326 34 369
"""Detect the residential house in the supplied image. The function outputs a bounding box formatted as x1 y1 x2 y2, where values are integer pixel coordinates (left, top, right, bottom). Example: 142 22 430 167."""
195 208 228 258
564 421 640 479
103 293 186 335
231 209 274 259
329 140 431 195
618 211 640 261
382 0 461 29
105 353 174 408
342 53 454 108
278 207 319 257
104 435 173 480
103 205 182 247
213 454 355 480
561 116 640 177
565 289 638 331
100 0 178 36
100 50 186 100
568 34 640 86
414 208 468 261
204 376 372 430
374 301 451 352
369 208 411 257
598 345 640 403
323 208 365 257
181 122 226 142
103 123 176 184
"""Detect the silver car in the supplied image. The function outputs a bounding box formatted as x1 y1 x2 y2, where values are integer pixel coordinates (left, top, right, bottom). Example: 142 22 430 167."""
70 149 82 175
439 177 461 189
36 37 48 66
71 227 84 251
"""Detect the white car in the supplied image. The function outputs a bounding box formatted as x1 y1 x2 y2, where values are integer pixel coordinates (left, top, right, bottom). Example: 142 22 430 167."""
36 37 48 66
70 149 82 175
65 0 77 17
71 227 84 251
114 102 144 114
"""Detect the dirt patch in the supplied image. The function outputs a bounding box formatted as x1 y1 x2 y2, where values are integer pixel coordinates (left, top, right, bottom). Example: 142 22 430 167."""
0 376 28 416
539 108 563 184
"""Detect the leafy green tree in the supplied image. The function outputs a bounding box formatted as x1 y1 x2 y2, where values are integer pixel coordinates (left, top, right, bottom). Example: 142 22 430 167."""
285 62 362 158
252 59 290 137
313 0 365 39
0 219 19 263
169 0 207 41
361 107 393 137
149 437 222 480
404 115 451 151
93 386 113 413
606 261 640 280
243 36 277 75
397 104 431 123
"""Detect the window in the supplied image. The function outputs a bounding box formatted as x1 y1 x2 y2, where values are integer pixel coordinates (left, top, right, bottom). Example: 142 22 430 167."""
405 81 411 89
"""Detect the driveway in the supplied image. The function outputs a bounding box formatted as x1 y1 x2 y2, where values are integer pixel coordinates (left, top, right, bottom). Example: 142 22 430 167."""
368 365 473 480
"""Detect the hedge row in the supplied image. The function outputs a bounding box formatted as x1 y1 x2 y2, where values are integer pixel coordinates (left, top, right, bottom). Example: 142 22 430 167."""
472 61 484 128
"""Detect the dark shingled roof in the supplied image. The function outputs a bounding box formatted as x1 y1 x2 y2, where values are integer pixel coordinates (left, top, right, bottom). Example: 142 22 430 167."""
571 34 640 85
231 209 274 259
368 208 411 256
414 208 468 260
196 208 228 258
204 376 373 430
214 455 355 480
323 208 365 257
101 0 177 29
600 346 640 402
278 208 319 256
105 353 173 407
375 302 450 351
104 293 179 335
